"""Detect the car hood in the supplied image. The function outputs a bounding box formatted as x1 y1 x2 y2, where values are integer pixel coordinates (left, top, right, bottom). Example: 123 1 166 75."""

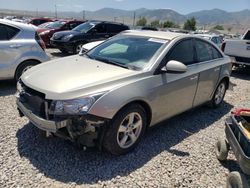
21 55 140 100
52 30 79 40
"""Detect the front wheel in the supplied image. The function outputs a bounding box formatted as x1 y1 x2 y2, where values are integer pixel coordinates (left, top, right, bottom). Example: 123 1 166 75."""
215 138 229 161
102 104 147 155
74 43 84 54
210 81 227 108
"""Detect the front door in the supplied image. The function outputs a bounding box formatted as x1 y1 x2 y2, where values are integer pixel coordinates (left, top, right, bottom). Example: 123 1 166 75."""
153 39 199 122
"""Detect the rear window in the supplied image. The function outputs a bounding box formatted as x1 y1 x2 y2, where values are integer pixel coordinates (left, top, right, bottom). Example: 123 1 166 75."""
107 24 128 33
0 24 20 40
195 39 222 62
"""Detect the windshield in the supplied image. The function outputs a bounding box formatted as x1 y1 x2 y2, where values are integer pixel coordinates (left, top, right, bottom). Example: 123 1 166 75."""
73 22 96 33
45 21 66 29
86 35 168 70
38 22 52 28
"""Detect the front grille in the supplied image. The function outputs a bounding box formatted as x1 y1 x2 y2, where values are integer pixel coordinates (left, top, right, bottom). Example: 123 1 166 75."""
19 82 51 119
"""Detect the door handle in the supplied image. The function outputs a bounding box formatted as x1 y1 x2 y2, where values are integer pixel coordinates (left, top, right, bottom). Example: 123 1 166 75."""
214 67 220 72
104 35 110 38
9 44 22 48
190 76 198 80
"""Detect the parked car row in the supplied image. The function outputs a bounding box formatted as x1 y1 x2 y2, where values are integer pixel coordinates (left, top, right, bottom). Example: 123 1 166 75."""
50 21 129 54
37 20 85 46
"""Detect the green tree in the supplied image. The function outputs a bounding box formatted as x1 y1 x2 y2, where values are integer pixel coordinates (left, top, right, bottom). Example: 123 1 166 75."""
136 17 147 26
213 25 224 30
163 20 180 28
183 17 196 31
227 27 232 33
150 20 160 28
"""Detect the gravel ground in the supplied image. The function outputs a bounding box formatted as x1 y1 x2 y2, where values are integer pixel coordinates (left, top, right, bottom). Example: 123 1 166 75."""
0 54 250 187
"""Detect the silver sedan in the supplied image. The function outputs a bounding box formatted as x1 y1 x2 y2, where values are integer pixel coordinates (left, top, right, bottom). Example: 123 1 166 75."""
0 19 49 81
16 30 232 155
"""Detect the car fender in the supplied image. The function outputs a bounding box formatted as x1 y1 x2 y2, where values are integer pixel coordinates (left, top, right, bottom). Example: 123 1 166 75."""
88 75 156 120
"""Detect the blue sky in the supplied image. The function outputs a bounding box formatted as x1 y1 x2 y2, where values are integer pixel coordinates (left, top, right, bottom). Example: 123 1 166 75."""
0 0 249 14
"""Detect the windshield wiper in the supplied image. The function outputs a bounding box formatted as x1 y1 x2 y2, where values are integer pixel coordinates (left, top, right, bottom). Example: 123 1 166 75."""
94 57 131 69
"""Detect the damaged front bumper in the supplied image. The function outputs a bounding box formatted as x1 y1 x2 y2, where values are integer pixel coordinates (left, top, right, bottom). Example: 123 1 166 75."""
17 99 109 148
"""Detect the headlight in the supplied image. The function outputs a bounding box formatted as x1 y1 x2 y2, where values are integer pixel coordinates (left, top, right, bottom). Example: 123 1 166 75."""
51 92 106 115
62 34 73 41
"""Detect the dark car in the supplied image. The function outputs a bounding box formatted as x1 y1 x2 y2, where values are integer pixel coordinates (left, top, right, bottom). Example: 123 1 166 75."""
50 21 129 54
28 18 53 26
37 20 85 46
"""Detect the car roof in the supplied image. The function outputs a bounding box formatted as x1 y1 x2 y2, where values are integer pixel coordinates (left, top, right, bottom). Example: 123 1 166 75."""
196 34 219 38
122 30 186 40
0 19 35 31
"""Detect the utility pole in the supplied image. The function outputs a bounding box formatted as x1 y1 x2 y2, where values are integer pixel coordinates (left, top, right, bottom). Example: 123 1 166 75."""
114 17 117 22
55 4 57 19
82 10 85 20
133 11 136 26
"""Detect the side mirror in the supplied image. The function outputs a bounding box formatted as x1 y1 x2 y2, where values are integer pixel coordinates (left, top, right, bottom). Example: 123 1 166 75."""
161 60 187 73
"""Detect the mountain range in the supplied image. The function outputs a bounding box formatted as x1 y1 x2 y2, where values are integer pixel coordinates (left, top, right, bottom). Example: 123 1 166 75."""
1 8 250 27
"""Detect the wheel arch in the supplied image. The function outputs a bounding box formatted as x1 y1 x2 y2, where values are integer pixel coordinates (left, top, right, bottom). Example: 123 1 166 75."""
113 100 152 128
15 59 41 79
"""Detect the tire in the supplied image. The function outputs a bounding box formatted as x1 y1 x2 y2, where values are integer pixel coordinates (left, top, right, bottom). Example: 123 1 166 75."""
73 42 85 54
226 171 248 188
215 138 229 161
15 60 39 81
102 104 147 155
210 81 227 108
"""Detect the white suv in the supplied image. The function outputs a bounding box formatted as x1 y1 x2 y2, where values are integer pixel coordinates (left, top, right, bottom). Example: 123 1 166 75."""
0 19 49 81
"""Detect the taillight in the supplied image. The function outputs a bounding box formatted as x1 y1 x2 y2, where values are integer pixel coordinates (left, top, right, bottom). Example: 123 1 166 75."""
35 32 46 51
221 42 226 52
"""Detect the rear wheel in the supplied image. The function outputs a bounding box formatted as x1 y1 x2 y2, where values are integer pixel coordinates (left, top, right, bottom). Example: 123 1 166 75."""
210 81 227 108
102 104 147 155
15 60 39 81
226 172 248 188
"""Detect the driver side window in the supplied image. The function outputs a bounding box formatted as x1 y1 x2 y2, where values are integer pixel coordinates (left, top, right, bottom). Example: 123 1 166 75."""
167 39 195 65
94 24 107 33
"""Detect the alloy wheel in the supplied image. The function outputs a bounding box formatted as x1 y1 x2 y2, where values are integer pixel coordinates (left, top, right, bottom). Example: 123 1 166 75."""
117 112 143 149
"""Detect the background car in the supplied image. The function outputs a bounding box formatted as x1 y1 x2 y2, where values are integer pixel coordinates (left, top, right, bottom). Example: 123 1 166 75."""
0 19 49 81
50 21 129 54
37 22 53 28
17 31 231 155
37 20 85 46
79 40 104 54
28 18 53 26
197 34 223 48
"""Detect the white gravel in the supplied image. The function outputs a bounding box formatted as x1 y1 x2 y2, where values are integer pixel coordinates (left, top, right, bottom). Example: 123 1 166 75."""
0 57 250 187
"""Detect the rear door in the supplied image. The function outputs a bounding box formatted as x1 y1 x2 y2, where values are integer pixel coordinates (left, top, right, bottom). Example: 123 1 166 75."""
192 39 223 106
106 24 127 38
0 23 20 79
90 23 108 42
